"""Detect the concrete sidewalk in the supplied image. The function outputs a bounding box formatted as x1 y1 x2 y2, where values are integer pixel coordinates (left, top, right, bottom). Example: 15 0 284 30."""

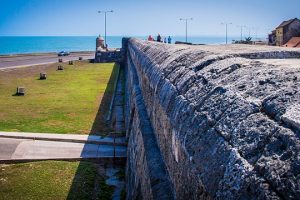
0 131 127 146
0 137 127 161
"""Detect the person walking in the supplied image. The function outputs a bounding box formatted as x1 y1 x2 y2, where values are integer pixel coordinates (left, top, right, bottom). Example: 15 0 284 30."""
157 34 161 42
168 36 172 44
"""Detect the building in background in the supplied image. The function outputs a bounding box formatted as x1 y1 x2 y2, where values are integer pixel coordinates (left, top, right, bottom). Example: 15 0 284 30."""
268 30 276 46
268 18 300 46
284 37 300 48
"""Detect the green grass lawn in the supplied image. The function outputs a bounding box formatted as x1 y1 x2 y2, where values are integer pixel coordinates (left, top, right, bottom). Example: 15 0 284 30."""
0 161 114 200
0 61 117 135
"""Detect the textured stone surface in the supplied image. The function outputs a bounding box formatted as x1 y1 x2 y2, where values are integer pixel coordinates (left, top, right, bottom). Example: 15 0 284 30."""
94 50 124 63
125 38 300 200
125 54 174 200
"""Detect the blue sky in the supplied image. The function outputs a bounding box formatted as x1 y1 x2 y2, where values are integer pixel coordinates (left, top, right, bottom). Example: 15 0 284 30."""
0 0 299 37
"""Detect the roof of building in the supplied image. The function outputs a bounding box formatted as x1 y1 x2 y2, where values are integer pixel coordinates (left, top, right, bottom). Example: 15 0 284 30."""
284 37 300 47
268 30 276 36
276 18 300 29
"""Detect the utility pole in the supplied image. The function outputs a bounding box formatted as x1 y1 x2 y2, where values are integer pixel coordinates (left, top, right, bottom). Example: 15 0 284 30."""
221 22 232 44
98 10 113 47
180 18 193 43
237 25 246 41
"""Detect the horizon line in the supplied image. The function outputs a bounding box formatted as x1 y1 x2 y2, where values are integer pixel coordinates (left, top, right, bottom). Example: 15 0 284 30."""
0 34 267 38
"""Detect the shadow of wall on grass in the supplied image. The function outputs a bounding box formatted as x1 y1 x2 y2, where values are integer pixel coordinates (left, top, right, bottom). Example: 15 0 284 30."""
90 63 119 136
66 63 125 200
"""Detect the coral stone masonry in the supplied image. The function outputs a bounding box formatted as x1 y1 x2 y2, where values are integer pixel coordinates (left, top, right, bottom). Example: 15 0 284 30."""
122 38 300 200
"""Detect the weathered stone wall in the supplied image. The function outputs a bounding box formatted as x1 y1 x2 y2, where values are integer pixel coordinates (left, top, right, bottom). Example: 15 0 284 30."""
94 50 124 63
125 38 300 199
125 41 175 200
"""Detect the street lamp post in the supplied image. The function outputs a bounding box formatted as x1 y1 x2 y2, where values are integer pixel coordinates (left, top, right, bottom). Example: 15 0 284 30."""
253 26 259 41
248 27 251 38
98 10 113 47
237 25 246 41
180 18 193 43
221 22 232 44
247 26 257 39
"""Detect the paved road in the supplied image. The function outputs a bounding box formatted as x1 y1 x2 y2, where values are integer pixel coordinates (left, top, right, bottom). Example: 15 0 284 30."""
0 52 95 69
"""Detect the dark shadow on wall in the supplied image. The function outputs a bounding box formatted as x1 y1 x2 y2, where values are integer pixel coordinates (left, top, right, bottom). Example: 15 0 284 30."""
66 63 125 200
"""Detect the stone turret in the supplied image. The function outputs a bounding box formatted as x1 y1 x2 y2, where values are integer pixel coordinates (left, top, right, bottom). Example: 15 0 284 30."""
96 35 105 51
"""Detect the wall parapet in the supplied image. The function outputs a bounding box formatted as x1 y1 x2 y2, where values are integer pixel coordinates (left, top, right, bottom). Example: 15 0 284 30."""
125 43 175 199
125 38 300 199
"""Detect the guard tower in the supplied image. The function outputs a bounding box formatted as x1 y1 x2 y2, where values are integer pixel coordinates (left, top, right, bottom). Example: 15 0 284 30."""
96 35 106 51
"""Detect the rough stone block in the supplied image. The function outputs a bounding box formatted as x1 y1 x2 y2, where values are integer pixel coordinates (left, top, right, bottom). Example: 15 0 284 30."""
230 113 279 164
215 98 260 141
255 127 300 199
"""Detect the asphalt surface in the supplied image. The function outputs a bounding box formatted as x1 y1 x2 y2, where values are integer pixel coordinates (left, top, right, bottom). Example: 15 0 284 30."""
0 52 95 69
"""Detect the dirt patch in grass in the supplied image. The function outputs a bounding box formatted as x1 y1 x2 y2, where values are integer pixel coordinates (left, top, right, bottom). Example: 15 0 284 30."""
0 61 117 135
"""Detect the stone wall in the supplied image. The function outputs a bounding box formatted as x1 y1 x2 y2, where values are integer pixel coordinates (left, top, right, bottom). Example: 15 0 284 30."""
125 39 174 200
94 49 124 63
125 38 300 199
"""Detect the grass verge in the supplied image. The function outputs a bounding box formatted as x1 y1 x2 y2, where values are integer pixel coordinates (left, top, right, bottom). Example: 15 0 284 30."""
0 161 114 200
0 61 117 135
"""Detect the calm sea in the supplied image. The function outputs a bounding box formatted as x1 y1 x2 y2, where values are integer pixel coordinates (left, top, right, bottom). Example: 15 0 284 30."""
0 36 239 55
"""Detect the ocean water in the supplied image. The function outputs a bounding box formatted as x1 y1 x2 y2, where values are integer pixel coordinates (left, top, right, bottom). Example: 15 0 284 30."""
0 36 240 55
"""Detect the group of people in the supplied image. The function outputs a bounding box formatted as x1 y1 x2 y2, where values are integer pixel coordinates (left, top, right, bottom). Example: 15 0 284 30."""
148 34 172 44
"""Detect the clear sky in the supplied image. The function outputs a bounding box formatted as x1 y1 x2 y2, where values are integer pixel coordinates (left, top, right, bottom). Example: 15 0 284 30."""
0 0 299 37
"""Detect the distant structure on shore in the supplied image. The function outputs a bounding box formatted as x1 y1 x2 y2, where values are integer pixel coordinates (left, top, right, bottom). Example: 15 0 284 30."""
268 18 300 47
96 35 106 51
94 35 123 63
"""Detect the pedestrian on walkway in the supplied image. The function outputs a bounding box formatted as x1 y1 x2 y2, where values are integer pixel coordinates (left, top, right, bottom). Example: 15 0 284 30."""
168 36 172 44
157 34 162 42
148 35 154 41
